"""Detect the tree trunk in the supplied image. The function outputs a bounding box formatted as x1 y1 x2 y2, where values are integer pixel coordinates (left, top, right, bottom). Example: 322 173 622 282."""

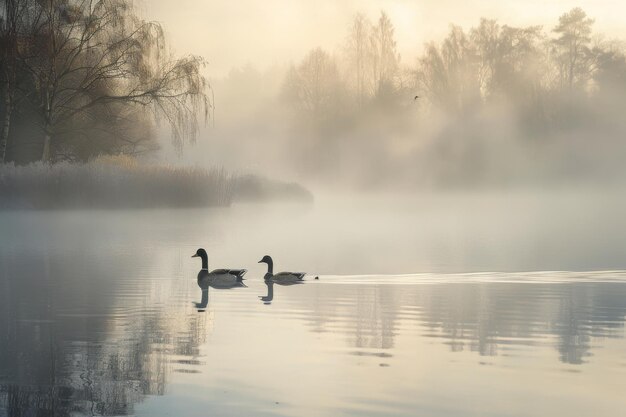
42 133 52 162
0 87 11 163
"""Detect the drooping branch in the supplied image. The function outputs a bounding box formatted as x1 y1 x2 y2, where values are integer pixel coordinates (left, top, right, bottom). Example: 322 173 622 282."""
10 0 210 161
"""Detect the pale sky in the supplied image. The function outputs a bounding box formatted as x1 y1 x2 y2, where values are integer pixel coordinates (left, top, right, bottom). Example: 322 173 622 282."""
143 0 626 77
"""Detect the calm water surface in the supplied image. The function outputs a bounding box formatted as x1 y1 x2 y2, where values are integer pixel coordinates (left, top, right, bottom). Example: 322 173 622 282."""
1 193 626 416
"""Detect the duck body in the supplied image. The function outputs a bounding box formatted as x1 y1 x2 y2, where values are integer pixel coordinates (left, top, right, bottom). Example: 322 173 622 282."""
197 269 247 289
193 249 247 289
259 255 305 285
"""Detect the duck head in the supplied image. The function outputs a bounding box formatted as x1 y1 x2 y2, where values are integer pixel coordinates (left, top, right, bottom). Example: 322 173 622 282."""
192 248 209 270
258 255 274 274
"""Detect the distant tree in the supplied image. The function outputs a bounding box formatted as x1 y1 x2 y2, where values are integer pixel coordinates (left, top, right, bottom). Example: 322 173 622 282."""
552 7 595 91
369 11 399 96
470 20 545 100
470 18 500 96
593 44 626 96
345 13 372 107
282 47 342 122
417 25 481 115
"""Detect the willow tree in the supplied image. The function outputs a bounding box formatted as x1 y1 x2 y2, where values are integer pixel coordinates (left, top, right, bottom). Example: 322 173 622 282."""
0 0 27 162
16 0 209 162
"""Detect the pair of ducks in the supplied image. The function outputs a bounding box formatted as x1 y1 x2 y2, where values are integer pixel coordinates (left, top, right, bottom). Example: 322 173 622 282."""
192 248 306 289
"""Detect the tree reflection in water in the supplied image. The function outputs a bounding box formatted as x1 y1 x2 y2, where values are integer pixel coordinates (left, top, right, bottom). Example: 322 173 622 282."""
0 246 208 417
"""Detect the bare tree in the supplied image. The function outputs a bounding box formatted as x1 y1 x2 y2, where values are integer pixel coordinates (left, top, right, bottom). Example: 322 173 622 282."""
0 0 27 162
369 11 399 96
13 0 209 162
552 7 595 91
345 13 371 107
416 25 481 115
283 47 342 122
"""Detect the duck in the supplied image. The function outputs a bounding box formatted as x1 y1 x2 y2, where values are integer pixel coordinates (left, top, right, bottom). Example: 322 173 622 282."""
192 248 247 289
258 255 305 285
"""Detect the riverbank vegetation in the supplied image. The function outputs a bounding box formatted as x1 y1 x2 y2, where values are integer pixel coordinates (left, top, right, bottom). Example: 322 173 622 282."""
0 156 312 209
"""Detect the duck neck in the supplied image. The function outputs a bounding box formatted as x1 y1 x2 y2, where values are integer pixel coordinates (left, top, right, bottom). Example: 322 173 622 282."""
266 259 274 274
200 254 209 270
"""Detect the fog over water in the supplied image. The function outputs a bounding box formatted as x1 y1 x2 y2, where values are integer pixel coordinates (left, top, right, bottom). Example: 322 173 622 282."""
143 1 626 194
1 203 626 416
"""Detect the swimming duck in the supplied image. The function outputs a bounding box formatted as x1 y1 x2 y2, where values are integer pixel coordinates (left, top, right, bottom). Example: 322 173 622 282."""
258 255 305 285
192 248 247 289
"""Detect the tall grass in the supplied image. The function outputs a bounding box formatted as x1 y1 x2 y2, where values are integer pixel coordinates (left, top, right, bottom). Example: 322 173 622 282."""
0 156 234 209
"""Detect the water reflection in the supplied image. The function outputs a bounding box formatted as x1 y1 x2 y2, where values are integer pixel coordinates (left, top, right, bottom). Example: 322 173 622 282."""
288 279 626 365
195 288 209 310
259 281 274 304
3 262 626 416
0 246 208 417
2 207 626 416
257 278 307 305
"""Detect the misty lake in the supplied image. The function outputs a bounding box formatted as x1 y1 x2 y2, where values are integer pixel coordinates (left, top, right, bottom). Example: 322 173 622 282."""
2 190 626 416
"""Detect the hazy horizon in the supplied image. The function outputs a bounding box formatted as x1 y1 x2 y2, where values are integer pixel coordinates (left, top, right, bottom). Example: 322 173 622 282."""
145 0 626 77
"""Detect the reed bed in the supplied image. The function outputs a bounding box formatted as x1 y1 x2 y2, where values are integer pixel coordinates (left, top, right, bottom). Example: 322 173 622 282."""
0 156 234 209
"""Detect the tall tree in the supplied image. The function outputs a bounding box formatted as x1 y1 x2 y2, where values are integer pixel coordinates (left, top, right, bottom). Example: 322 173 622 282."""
3 0 209 162
345 13 372 107
552 7 595 91
0 0 25 162
417 25 481 115
470 19 544 99
369 11 399 96
282 47 342 122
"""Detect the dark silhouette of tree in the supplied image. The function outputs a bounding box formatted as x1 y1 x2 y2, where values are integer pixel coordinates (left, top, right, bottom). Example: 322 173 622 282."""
0 0 210 163
0 0 27 162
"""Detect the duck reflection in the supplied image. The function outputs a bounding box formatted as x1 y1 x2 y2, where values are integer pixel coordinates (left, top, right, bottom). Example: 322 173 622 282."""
259 280 274 304
0 246 210 417
195 288 209 310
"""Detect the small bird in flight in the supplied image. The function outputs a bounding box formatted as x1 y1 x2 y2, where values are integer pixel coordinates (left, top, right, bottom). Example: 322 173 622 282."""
414 95 420 100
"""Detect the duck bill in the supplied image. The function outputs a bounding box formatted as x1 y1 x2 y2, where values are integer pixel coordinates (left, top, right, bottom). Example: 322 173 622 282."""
192 254 199 258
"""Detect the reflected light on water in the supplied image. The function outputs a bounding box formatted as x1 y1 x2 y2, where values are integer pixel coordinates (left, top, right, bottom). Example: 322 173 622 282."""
1 199 626 416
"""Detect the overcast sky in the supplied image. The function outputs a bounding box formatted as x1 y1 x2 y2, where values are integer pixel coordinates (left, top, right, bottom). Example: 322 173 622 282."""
143 0 626 77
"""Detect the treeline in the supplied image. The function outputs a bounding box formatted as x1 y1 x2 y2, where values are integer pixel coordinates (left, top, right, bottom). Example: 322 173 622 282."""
280 8 626 185
0 0 209 164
